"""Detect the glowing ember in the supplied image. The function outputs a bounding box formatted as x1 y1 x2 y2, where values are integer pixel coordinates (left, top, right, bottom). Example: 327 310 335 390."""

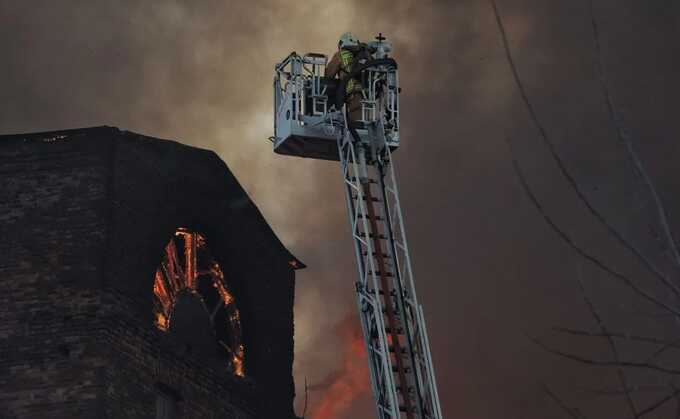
185 232 197 289
214 278 234 306
233 355 244 377
233 344 245 377
152 228 244 376
153 270 172 313
155 312 169 331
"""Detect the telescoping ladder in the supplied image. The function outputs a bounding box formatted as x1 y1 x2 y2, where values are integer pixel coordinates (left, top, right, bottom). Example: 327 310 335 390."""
271 35 442 418
337 120 442 419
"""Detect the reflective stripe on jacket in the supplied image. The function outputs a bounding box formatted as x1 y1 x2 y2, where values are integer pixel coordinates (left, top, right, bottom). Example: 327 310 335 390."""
339 49 361 94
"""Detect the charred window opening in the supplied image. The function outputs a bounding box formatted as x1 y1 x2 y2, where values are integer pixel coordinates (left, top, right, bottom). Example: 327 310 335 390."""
152 228 244 377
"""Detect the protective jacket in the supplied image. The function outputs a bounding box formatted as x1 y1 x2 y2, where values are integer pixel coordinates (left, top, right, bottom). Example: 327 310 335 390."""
326 45 371 124
325 47 365 94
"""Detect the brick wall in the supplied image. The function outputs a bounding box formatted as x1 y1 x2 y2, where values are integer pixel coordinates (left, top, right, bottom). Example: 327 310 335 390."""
0 127 299 418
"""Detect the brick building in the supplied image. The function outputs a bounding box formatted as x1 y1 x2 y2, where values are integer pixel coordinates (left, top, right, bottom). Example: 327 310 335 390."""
0 127 303 418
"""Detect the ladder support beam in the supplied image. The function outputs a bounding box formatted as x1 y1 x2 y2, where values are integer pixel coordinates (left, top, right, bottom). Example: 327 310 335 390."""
337 118 443 419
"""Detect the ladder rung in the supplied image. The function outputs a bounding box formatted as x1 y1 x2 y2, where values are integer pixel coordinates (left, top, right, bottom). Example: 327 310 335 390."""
389 345 407 355
358 233 387 240
350 176 378 184
367 288 396 297
383 308 401 316
392 365 411 374
399 405 416 413
362 250 390 258
358 214 385 221
396 385 415 394
368 270 394 278
352 194 381 202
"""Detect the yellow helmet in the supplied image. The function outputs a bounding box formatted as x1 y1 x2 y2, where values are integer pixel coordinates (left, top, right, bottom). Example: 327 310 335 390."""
338 32 359 49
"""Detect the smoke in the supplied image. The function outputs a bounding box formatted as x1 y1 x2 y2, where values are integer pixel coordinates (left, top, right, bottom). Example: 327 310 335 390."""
0 2 577 417
3 1 680 417
307 313 370 419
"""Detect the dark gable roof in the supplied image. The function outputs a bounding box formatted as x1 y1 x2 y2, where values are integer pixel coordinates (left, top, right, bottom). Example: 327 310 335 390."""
1 125 302 417
0 125 305 271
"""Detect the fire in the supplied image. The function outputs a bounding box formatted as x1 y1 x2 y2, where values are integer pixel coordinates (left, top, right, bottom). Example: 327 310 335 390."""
214 275 234 306
309 315 370 419
152 228 245 377
233 355 244 377
155 312 169 331
233 344 245 377
154 270 172 312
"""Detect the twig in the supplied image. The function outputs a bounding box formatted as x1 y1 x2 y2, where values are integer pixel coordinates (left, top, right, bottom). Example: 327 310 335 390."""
635 387 680 418
643 340 680 365
506 140 680 317
528 334 680 376
553 327 680 351
490 0 680 299
574 263 638 416
576 385 668 397
543 384 587 419
588 0 680 275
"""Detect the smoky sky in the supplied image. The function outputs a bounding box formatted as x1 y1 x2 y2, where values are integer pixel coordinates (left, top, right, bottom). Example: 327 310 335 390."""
2 0 680 417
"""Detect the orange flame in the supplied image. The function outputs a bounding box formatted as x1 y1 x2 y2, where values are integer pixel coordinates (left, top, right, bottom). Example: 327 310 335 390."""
233 344 245 377
309 315 370 419
152 228 245 377
233 355 245 377
155 312 170 331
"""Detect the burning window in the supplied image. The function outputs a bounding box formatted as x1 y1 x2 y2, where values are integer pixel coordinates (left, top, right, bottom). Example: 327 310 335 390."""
152 228 244 377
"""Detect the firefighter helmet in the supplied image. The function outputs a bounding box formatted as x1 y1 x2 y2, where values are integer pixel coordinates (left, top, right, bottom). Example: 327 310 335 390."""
338 32 359 49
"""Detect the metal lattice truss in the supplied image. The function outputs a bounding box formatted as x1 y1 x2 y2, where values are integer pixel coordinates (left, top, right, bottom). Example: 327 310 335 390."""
271 37 441 418
337 130 442 419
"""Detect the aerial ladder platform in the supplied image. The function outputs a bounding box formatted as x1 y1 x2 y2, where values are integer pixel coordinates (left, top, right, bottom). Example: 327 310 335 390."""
272 34 443 419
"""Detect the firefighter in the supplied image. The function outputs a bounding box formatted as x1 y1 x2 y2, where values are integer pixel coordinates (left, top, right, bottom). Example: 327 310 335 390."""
325 32 368 126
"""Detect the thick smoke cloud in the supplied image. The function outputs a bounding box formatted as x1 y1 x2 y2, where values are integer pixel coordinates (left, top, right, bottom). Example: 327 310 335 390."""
2 1 679 417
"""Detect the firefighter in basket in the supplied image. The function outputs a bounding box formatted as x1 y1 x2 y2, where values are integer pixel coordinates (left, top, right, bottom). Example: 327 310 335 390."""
325 32 372 127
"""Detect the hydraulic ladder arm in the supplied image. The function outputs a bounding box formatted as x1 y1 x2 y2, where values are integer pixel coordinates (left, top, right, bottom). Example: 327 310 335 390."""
337 117 443 419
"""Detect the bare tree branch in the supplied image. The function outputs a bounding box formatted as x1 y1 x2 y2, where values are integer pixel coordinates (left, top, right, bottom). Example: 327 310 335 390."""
528 334 680 376
506 141 680 317
635 387 680 418
588 0 680 275
574 264 638 416
553 327 680 351
490 0 680 299
576 385 669 397
543 384 588 419
643 340 680 365
491 2 680 416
